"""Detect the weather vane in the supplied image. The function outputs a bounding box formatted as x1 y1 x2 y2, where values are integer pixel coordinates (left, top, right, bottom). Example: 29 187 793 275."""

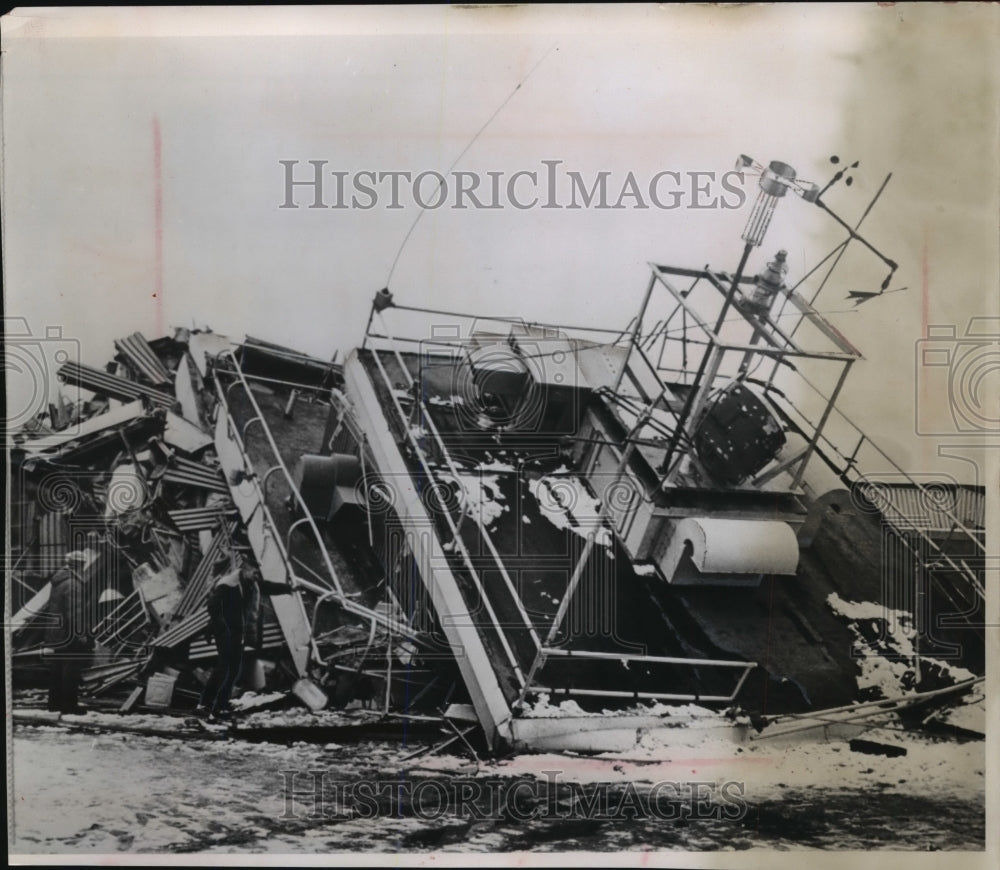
735 153 899 303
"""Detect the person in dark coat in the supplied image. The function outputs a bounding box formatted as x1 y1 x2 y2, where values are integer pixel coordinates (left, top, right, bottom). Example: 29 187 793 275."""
197 566 245 718
44 551 93 714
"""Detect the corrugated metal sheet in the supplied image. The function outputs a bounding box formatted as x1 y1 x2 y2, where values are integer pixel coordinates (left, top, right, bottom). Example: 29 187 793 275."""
57 361 174 407
167 506 236 532
860 483 985 533
167 527 232 625
114 332 172 386
188 623 285 659
80 659 145 695
153 610 210 648
91 590 153 658
38 511 70 574
157 612 284 652
160 456 228 493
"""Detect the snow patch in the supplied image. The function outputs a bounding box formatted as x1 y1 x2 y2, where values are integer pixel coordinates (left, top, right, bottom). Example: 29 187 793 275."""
475 460 516 473
528 467 612 548
519 693 595 718
427 394 465 407
826 592 977 698
438 470 508 528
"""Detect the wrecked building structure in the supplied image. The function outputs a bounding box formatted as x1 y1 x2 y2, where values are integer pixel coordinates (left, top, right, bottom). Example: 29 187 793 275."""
10 159 986 756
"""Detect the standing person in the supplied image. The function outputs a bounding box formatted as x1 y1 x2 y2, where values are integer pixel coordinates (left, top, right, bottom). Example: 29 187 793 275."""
44 551 93 714
197 566 245 720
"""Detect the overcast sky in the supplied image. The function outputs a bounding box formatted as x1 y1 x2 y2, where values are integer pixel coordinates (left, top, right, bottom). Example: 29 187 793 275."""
3 5 998 484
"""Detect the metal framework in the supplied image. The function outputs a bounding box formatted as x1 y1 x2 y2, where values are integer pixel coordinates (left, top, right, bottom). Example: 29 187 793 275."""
210 353 427 679
360 304 762 717
357 267 986 735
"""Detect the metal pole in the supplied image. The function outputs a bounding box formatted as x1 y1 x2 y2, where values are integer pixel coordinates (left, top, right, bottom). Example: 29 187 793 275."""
361 301 377 351
814 198 897 272
786 173 892 342
516 415 647 706
790 359 853 489
659 242 754 476
611 272 658 395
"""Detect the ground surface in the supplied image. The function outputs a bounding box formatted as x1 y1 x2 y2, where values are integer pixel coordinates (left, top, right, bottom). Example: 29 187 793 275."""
10 717 985 854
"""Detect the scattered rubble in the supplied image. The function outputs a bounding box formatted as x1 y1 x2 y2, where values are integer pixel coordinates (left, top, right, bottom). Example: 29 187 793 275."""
10 328 451 724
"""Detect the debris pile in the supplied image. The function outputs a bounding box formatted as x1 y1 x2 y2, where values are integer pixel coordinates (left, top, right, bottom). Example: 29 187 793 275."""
9 328 447 718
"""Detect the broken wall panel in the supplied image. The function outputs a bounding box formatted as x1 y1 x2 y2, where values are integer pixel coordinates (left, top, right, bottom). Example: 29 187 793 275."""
174 353 208 427
37 511 71 575
58 361 175 407
114 332 173 386
163 412 213 454
17 400 147 456
238 335 342 389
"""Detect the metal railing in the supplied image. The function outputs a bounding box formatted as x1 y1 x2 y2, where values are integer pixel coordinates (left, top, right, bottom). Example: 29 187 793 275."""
363 324 535 688
757 368 986 601
212 356 426 652
365 307 763 708
529 646 758 704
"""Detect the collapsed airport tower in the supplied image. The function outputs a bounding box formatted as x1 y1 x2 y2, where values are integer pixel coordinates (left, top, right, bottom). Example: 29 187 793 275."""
10 157 985 753
306 158 982 752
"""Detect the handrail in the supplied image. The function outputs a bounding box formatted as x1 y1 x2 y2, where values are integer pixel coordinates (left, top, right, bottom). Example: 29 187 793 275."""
373 311 543 653
219 355 344 597
761 372 986 544
759 366 984 552
212 359 425 646
760 378 985 600
526 647 757 704
539 647 754 668
365 341 528 687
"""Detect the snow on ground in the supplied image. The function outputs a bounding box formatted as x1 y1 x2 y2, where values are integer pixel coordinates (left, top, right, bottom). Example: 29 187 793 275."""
518 695 722 722
14 704 384 733
12 727 459 854
934 691 986 734
528 467 612 548
237 707 381 729
230 690 286 712
13 717 985 853
414 726 985 803
12 688 986 854
519 694 594 718
12 727 299 851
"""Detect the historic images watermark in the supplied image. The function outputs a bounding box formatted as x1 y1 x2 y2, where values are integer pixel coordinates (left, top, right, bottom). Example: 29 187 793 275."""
3 316 82 441
279 770 749 822
913 317 1000 437
279 161 748 211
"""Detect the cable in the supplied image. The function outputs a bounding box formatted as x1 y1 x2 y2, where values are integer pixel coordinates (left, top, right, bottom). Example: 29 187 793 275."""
384 43 558 286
